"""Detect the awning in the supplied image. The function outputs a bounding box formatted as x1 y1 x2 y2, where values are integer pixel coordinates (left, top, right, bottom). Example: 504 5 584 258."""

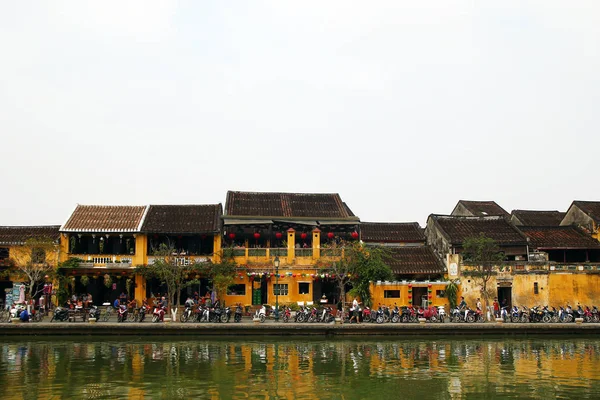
223 218 273 225
273 219 319 226
317 220 360 226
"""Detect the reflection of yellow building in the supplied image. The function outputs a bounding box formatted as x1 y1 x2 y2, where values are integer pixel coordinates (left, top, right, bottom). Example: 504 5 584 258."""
2 339 600 398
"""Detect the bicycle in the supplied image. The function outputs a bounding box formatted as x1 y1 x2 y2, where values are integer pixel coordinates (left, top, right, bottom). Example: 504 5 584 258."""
101 306 113 322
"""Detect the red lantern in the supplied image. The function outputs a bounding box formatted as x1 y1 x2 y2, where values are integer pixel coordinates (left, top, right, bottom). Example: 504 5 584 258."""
300 233 307 240
351 231 359 239
428 283 432 288
254 232 261 239
408 294 412 299
275 232 282 239
228 233 236 240
428 294 432 299
292 274 296 277
327 232 334 239
408 283 412 288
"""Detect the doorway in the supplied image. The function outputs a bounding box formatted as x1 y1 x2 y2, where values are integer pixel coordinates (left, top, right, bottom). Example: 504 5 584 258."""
412 287 428 308
497 285 512 310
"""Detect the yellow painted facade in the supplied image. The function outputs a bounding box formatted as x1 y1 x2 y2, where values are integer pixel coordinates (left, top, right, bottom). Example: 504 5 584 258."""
369 282 451 309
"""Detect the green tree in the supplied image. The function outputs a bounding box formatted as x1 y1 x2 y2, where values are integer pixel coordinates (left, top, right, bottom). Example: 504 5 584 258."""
462 234 505 314
201 255 237 305
136 243 199 317
8 238 59 299
318 240 393 309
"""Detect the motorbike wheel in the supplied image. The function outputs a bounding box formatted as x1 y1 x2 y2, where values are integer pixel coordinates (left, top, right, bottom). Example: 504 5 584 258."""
283 315 289 323
466 314 475 323
297 314 305 323
152 315 159 323
234 315 241 323
180 313 188 323
102 313 110 322
260 315 265 323
363 315 371 323
391 315 400 323
376 315 384 324
520 315 529 323
510 316 519 323
220 313 229 323
401 315 409 323
542 315 551 323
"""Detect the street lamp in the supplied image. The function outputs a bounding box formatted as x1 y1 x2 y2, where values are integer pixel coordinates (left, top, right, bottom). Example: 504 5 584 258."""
274 256 280 322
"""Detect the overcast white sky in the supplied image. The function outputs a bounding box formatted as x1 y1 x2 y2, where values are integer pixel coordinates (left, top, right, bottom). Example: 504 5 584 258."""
1 1 598 227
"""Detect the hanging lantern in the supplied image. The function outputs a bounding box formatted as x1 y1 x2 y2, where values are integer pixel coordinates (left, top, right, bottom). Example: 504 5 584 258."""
254 232 261 239
351 231 359 239
428 294 432 299
428 283 432 288
275 232 282 239
327 232 334 239
300 233 307 240
408 294 412 299
292 274 296 277
408 283 412 288
229 233 236 240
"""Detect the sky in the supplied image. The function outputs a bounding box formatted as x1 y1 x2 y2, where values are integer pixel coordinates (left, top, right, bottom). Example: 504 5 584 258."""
1 1 599 227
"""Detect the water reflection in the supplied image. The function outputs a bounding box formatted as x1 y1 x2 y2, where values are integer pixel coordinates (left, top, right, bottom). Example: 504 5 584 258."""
1 337 600 399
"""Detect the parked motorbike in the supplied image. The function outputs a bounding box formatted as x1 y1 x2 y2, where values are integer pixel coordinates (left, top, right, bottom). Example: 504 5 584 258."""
51 307 70 322
180 305 193 323
152 306 166 323
390 305 400 323
437 306 446 323
254 305 267 323
234 304 243 323
282 306 292 323
361 307 371 323
88 305 101 320
117 305 128 323
138 305 148 322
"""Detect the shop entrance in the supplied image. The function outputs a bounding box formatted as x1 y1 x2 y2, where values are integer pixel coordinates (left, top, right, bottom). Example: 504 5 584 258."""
497 285 512 310
412 287 428 308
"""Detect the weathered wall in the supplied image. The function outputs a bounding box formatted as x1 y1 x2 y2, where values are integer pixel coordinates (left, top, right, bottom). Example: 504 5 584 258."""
451 203 474 217
425 218 450 259
370 282 450 309
561 206 597 240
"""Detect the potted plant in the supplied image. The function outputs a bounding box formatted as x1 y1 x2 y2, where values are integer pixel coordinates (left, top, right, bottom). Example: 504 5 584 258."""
104 274 112 289
80 275 90 287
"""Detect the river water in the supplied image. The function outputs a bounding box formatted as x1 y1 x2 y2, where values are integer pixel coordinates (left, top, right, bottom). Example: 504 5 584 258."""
1 336 599 399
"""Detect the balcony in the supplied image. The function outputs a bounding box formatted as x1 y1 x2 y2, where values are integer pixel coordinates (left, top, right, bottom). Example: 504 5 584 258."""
147 255 211 266
69 255 133 268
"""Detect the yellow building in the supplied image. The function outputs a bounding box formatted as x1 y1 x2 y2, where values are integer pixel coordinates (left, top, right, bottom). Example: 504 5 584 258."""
219 191 360 308
0 225 61 305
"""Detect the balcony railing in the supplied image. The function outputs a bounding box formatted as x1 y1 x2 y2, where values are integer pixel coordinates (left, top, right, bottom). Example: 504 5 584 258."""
147 255 210 266
69 254 133 268
248 248 267 257
295 248 313 257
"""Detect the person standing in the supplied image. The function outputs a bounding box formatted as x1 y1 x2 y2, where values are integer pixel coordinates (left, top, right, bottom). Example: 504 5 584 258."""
493 298 500 318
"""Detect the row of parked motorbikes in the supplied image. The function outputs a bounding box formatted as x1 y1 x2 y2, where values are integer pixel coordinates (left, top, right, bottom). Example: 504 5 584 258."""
51 304 169 323
489 305 600 323
343 305 447 323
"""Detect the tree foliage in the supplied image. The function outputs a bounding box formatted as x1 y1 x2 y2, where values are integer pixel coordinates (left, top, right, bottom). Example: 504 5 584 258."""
462 234 505 308
317 240 393 308
135 243 199 313
8 238 58 298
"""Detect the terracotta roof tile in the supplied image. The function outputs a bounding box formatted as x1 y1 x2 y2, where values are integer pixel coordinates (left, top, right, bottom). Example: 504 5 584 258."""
0 226 60 245
61 205 147 232
519 226 600 249
432 215 527 246
142 204 222 234
361 222 425 243
225 191 355 219
511 210 565 226
386 246 446 275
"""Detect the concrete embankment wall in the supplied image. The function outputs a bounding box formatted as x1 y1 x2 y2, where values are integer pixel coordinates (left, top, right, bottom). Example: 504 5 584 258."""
2 323 600 336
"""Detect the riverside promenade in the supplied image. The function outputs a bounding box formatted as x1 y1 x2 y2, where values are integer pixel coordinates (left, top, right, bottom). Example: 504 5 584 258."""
2 321 600 336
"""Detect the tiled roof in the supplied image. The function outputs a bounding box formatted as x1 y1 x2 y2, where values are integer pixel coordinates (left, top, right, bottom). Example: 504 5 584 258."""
431 215 527 246
61 205 148 232
519 226 600 250
454 200 509 217
360 222 425 243
386 246 446 275
0 226 61 245
511 210 565 226
225 191 356 219
572 201 600 224
141 204 222 234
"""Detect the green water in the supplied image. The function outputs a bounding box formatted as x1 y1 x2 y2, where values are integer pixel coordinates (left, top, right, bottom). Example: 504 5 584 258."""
1 336 600 399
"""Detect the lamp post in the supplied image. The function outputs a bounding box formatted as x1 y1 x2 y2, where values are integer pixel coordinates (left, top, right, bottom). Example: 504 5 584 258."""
274 256 280 322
